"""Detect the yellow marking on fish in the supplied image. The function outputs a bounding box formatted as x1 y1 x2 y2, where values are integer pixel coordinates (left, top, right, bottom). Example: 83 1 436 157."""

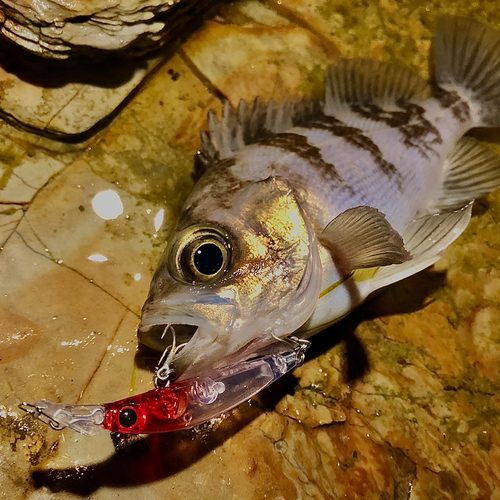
319 273 351 298
320 268 379 298
352 267 379 282
319 278 344 298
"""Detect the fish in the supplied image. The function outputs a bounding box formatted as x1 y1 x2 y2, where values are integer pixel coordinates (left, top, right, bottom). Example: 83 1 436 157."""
138 16 500 380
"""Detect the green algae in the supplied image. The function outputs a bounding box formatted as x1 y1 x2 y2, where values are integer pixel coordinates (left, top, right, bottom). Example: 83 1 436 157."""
297 63 328 100
0 413 50 467
0 141 26 192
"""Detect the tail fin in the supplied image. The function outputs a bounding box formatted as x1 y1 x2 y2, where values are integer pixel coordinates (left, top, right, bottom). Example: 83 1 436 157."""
433 16 500 127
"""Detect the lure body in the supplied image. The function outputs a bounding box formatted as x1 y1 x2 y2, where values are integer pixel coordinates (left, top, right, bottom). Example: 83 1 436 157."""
21 338 309 435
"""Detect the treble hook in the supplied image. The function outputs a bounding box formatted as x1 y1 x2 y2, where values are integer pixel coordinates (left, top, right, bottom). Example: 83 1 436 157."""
154 325 187 387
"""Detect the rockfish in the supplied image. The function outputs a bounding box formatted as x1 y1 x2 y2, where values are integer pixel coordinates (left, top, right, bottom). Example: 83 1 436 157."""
138 16 500 380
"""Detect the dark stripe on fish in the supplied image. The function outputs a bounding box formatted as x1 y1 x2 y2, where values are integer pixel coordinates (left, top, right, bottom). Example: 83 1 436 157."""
180 158 240 221
258 132 351 190
435 88 472 124
308 116 404 189
351 103 443 159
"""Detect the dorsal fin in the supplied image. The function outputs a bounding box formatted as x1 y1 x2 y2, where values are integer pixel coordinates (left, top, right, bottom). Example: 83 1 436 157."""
198 59 431 171
198 96 321 170
324 58 432 114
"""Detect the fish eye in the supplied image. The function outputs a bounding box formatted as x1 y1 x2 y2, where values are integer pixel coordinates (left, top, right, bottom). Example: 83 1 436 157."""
193 242 224 275
169 226 231 285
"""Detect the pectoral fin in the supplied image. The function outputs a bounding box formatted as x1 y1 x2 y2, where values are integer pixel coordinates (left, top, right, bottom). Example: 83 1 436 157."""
319 206 411 276
360 203 472 294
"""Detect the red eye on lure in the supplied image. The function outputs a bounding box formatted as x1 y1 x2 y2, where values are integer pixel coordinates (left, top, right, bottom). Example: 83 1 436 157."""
103 383 190 434
20 338 309 435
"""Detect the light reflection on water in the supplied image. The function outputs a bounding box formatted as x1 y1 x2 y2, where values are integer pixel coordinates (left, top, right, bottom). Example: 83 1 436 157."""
92 190 123 220
87 254 108 262
154 209 164 232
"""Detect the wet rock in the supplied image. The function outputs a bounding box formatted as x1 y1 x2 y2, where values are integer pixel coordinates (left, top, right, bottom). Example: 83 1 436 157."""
276 389 347 427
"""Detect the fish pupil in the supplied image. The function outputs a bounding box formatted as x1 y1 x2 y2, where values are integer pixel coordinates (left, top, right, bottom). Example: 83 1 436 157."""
119 408 138 428
194 243 224 275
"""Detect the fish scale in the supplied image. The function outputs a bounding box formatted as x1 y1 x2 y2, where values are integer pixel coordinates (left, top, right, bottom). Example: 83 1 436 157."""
289 125 414 228
226 102 452 233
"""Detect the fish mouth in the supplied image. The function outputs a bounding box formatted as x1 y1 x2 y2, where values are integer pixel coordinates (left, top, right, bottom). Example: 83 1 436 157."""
138 300 239 378
137 322 199 352
137 308 212 352
138 317 223 380
138 307 222 358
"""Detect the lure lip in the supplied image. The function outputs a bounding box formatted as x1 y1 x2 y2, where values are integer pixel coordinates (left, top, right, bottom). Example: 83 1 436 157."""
20 337 310 436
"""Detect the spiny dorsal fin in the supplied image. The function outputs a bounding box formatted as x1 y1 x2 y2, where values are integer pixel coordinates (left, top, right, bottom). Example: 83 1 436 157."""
433 16 500 127
324 58 432 115
198 96 321 170
430 137 500 212
198 59 431 171
319 206 411 277
359 204 472 294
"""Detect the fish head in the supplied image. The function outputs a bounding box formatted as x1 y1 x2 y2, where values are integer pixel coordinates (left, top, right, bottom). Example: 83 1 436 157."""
138 176 321 379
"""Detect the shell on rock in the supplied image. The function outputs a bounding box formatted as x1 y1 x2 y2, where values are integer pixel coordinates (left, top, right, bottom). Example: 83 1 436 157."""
0 0 213 58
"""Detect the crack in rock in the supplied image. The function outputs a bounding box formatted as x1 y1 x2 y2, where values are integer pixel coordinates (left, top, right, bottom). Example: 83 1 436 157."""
15 228 138 318
76 308 129 404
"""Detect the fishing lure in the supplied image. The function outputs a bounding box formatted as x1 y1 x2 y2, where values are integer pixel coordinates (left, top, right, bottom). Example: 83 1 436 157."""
20 338 309 435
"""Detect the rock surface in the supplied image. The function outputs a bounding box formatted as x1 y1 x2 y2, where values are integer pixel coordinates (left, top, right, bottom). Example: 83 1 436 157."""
1 1 500 499
0 49 166 136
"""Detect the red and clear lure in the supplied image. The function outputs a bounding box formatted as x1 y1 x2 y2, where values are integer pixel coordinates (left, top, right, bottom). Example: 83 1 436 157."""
20 338 309 435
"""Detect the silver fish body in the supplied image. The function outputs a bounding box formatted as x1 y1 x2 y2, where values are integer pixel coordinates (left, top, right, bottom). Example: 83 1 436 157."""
139 16 500 379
